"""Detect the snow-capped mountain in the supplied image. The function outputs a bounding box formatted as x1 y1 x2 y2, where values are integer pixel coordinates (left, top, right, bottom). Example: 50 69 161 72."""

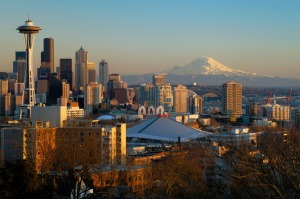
165 56 269 77
122 56 300 87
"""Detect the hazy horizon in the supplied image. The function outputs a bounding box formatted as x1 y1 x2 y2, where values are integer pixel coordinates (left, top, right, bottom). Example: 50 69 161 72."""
1 0 300 78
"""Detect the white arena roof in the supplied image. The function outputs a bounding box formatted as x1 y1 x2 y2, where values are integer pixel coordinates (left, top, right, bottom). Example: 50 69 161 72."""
127 116 208 142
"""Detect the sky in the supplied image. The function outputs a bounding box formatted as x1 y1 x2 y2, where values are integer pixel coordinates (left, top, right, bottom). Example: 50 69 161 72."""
0 0 300 78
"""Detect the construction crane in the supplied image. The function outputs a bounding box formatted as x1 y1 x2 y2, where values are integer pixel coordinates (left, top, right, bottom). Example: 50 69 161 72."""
265 91 272 104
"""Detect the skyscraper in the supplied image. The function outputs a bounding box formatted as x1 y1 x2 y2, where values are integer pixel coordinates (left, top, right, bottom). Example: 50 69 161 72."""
0 79 8 95
222 81 242 117
41 38 54 73
99 60 109 90
188 95 202 114
87 62 96 84
84 82 103 115
107 74 128 100
158 84 173 112
173 84 188 113
153 74 165 85
60 59 73 90
48 74 62 105
13 51 26 83
75 47 87 91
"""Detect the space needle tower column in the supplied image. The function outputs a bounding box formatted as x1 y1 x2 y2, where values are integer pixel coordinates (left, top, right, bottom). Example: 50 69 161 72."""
17 19 41 118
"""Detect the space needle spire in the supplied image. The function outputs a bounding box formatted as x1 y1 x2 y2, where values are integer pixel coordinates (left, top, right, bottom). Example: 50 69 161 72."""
17 19 41 118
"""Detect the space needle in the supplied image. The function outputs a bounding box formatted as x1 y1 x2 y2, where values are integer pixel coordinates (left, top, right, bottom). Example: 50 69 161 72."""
17 19 41 118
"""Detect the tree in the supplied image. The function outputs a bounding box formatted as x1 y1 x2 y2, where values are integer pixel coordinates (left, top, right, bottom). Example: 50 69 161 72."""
223 130 300 198
143 147 216 199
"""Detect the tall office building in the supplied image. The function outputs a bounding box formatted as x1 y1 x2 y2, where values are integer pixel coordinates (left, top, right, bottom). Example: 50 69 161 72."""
222 81 242 117
60 59 73 90
13 51 26 83
188 95 202 114
41 38 54 73
48 74 62 105
87 62 96 84
153 74 165 85
84 82 103 115
107 74 128 100
109 74 121 82
158 84 173 112
173 84 188 113
0 79 8 95
138 84 159 108
58 81 70 106
99 60 109 90
14 83 25 95
75 47 88 91
62 81 70 98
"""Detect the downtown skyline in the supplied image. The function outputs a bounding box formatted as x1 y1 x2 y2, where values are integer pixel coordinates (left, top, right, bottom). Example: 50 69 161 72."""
0 0 300 78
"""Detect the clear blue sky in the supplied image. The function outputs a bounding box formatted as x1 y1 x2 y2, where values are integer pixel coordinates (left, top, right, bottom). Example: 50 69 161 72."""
1 0 300 78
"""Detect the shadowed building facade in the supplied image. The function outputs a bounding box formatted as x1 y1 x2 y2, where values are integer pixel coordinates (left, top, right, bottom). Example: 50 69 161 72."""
60 58 73 90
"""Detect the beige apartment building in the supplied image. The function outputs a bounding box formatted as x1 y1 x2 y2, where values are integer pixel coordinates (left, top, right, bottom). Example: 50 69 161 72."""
20 120 126 172
222 81 242 117
173 84 188 113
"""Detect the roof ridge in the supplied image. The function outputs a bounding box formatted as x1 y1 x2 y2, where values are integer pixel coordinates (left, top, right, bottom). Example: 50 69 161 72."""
137 117 159 134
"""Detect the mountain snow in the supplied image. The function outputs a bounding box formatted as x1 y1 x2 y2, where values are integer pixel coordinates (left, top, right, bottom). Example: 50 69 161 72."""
165 56 272 77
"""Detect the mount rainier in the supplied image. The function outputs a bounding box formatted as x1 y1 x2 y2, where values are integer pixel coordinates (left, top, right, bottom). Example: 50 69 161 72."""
122 57 299 87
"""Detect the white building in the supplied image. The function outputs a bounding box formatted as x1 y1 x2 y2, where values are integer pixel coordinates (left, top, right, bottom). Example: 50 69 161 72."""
67 106 84 119
84 82 103 116
31 105 68 127
253 118 277 127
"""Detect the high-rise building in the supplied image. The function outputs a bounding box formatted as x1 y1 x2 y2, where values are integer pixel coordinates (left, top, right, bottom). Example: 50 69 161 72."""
173 84 188 113
188 95 202 114
138 84 159 107
0 79 8 95
14 83 25 95
84 82 103 115
107 74 127 100
99 60 109 90
114 88 128 104
58 81 70 106
158 84 173 112
13 51 26 83
48 74 62 105
222 81 242 117
60 59 73 90
291 108 300 128
15 51 26 61
87 62 96 84
153 74 165 85
61 81 70 99
56 66 61 80
109 74 121 82
246 102 260 117
41 38 54 73
75 47 88 91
